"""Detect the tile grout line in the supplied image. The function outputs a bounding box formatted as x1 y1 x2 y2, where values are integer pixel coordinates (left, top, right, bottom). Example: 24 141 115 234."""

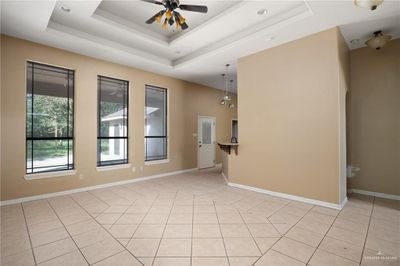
252 201 316 265
20 203 38 265
213 200 231 266
46 198 91 265
190 194 195 266
359 196 375 266
151 191 178 266
69 194 146 266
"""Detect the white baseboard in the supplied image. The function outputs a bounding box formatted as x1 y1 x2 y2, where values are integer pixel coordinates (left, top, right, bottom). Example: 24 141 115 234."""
227 181 347 210
349 189 400 201
0 168 197 206
221 172 229 184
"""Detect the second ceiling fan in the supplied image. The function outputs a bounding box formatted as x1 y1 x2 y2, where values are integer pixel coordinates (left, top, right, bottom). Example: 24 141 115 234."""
142 0 208 30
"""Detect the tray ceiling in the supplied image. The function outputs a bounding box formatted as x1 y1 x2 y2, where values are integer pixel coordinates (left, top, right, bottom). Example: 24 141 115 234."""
1 0 399 92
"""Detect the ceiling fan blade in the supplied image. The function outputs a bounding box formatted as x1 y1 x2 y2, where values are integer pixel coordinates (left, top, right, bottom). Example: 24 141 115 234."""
141 0 164 6
145 10 165 24
178 4 208 13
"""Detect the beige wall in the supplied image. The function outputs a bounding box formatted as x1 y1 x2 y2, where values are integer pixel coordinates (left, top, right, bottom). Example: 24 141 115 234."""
0 35 237 201
348 39 400 196
229 28 345 204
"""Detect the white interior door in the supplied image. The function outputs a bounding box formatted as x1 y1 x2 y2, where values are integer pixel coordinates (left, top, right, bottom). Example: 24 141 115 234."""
198 116 216 169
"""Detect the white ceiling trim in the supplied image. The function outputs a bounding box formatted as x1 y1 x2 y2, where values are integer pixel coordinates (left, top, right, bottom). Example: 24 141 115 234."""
47 21 172 66
173 2 313 67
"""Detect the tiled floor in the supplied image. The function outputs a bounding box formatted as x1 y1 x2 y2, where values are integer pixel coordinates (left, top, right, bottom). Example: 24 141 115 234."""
1 168 399 266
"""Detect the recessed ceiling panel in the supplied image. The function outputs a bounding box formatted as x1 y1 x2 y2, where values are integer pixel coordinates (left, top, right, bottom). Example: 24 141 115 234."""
97 0 239 39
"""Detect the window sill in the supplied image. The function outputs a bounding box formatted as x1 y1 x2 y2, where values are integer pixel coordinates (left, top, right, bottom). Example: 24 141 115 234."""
145 159 169 166
96 163 132 172
24 170 77 180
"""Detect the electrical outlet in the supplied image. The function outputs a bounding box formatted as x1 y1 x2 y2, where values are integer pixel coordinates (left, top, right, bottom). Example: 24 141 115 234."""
79 174 84 180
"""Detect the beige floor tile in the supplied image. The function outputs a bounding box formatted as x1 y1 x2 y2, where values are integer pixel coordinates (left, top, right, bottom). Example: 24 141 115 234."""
102 205 129 213
137 257 154 266
126 238 160 257
247 223 281 237
273 223 292 235
193 213 218 224
38 250 88 266
309 249 359 266
224 238 261 257
167 213 193 224
33 238 77 263
241 213 269 223
1 235 32 257
108 224 138 238
220 224 251 237
133 224 165 238
192 257 229 266
65 219 101 236
319 237 363 262
72 228 110 248
171 205 193 214
117 238 130 246
333 217 368 234
157 239 191 256
153 257 191 266
194 205 216 213
218 212 244 224
255 249 305 266
192 238 226 257
302 211 336 225
116 213 145 224
285 226 324 247
93 251 142 266
296 219 331 235
311 206 340 217
280 205 309 217
327 226 366 247
163 224 192 238
28 219 63 235
254 237 280 253
80 238 124 264
192 224 221 238
31 227 69 247
269 211 301 225
368 226 400 244
142 213 169 224
95 213 122 225
126 205 151 214
228 257 259 266
272 236 315 263
1 249 35 266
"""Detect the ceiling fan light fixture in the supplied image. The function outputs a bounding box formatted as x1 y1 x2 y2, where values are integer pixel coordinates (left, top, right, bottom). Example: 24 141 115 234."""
354 0 384 10
366 30 392 50
60 6 70 12
162 18 168 29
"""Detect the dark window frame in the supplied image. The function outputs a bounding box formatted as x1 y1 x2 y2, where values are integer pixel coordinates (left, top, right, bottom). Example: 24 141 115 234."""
145 85 168 162
97 75 129 167
26 61 75 174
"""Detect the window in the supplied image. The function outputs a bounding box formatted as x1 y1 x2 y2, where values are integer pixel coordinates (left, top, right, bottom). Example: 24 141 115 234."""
26 62 74 174
145 85 167 161
97 76 129 166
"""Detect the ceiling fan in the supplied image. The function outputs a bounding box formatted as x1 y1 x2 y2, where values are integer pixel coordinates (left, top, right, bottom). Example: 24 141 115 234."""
142 0 208 30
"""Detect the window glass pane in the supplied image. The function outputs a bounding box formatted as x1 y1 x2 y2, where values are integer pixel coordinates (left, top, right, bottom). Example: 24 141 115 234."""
99 77 128 138
145 137 167 161
26 62 74 174
29 139 73 173
145 87 166 137
98 138 128 165
97 76 128 166
202 120 212 144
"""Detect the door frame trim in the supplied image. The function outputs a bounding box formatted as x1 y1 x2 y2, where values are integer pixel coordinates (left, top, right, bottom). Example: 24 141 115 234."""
197 115 216 169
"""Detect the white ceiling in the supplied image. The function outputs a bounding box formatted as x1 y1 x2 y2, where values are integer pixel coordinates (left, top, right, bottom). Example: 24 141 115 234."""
1 0 400 93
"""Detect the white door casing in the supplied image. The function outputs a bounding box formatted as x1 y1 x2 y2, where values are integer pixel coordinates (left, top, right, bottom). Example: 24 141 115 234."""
198 116 216 169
